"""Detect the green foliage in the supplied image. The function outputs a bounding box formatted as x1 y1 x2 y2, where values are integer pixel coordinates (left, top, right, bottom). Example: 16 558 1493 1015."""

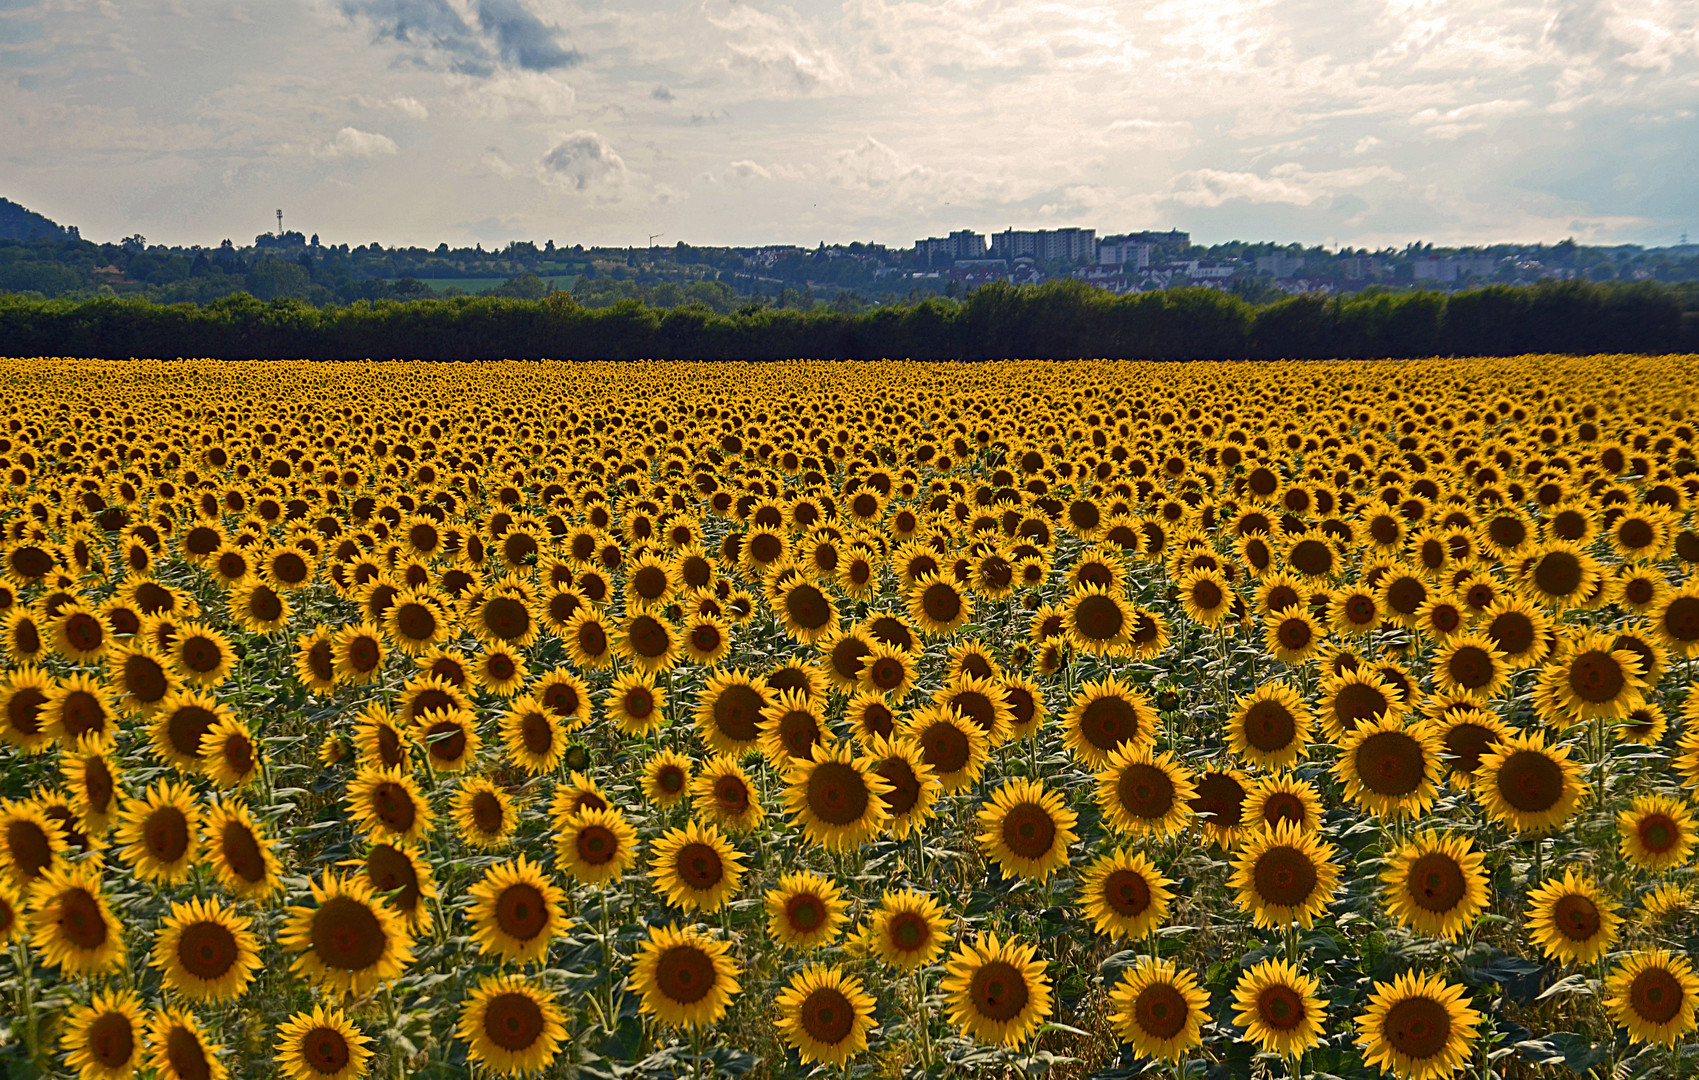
0 278 1686 360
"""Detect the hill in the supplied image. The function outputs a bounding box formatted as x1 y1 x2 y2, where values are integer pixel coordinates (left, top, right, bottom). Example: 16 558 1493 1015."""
0 198 76 242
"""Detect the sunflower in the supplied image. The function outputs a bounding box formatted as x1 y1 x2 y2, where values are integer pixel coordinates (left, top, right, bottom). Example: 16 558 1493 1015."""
1432 633 1510 701
1095 747 1196 838
451 776 517 850
350 841 438 930
1226 682 1311 769
784 741 892 851
200 715 260 790
1109 957 1210 1062
458 974 568 1075
642 748 694 806
293 628 339 694
563 607 616 670
1653 586 1699 659
151 896 263 1002
1178 566 1234 627
1335 718 1441 820
606 671 666 737
148 689 231 775
908 571 973 635
228 578 291 635
630 923 741 1030
1605 951 1699 1047
107 643 180 716
858 641 917 700
1062 676 1159 767
1475 729 1587 834
693 668 769 756
1079 848 1173 940
473 644 528 697
5 606 47 663
1232 959 1327 1060
941 933 1052 1048
62 749 121 838
1264 609 1325 665
859 733 941 839
765 871 848 951
466 856 567 965
758 689 827 766
61 987 146 1080
0 665 55 753
1520 540 1602 609
279 871 414 995
690 755 766 834
1244 773 1325 833
172 621 237 687
1318 668 1404 740
415 707 479 774
1533 631 1648 724
275 1004 374 1080
114 781 200 885
554 806 639 885
1618 794 1698 871
776 577 840 645
1525 868 1620 964
332 622 387 685
146 1009 227 1080
346 766 435 846
1189 768 1252 847
467 589 539 648
904 703 991 793
774 963 879 1065
43 672 118 752
867 888 948 971
497 696 564 776
1355 970 1481 1080
1381 832 1489 941
27 862 125 976
650 819 746 913
1064 584 1133 655
976 778 1078 882
52 602 109 662
1231 822 1341 929
351 705 412 772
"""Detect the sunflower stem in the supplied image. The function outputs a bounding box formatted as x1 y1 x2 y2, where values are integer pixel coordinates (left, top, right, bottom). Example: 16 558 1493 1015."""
13 939 39 1064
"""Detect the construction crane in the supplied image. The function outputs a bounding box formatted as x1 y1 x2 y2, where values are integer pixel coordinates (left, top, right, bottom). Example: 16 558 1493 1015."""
648 233 663 249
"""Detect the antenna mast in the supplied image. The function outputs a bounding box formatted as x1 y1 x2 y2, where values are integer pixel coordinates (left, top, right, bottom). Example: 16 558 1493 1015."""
277 209 283 236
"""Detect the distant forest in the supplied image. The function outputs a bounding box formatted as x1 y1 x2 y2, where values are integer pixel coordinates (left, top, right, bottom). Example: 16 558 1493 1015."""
0 278 1689 361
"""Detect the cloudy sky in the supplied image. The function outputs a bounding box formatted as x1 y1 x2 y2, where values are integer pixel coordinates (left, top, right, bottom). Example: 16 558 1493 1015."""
2 0 1696 250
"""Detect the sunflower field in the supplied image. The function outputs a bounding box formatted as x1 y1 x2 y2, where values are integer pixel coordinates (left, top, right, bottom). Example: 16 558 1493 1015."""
4 355 1699 1080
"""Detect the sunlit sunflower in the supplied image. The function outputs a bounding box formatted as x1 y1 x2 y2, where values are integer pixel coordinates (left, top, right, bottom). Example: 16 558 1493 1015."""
606 671 666 737
498 696 564 776
775 576 840 645
690 755 766 834
908 572 973 636
1178 566 1235 627
0 665 55 753
765 871 849 951
61 749 120 838
472 644 528 697
1079 848 1172 940
1232 959 1327 1060
1533 631 1648 725
151 896 262 1002
1618 794 1698 871
172 621 237 687
1244 773 1325 834
1264 609 1326 665
1475 729 1587 834
857 733 940 839
114 780 200 885
856 640 917 701
650 819 746 913
554 806 639 885
976 778 1078 882
642 748 694 807
199 714 260 790
1335 717 1442 820
1064 584 1133 655
904 703 991 793
1653 586 1699 659
466 856 568 965
1227 682 1311 769
228 578 291 635
692 668 769 757
1430 707 1508 788
941 933 1052 1048
1432 633 1510 701
1414 592 1470 643
1318 668 1404 740
451 776 518 850
146 1008 227 1080
774 962 879 1065
1381 831 1489 941
331 622 387 686
414 707 480 774
279 871 414 995
346 766 435 846
1062 676 1159 767
1109 957 1210 1062
147 688 231 775
784 741 892 850
27 861 125 976
757 688 827 766
61 987 146 1080
466 589 539 648
275 1004 373 1080
292 628 338 695
1605 950 1699 1047
51 602 109 662
1230 822 1341 929
630 923 741 1030
1354 970 1481 1080
1525 868 1620 964
1189 768 1252 848
39 671 117 752
867 888 948 971
458 974 568 1075
350 704 411 772
1520 540 1602 610
1095 746 1196 838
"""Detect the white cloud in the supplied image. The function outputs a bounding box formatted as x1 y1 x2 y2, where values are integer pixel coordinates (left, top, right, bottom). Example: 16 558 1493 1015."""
314 127 399 159
388 95 429 119
539 129 631 193
1165 164 1403 208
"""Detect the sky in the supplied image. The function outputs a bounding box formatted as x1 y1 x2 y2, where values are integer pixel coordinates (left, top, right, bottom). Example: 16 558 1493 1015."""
1 0 1697 251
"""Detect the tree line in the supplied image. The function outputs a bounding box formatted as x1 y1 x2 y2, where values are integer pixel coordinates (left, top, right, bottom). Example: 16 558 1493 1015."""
0 278 1689 361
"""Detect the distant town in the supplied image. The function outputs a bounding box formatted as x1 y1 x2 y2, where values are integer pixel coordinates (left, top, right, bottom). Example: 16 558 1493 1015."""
3 197 1696 312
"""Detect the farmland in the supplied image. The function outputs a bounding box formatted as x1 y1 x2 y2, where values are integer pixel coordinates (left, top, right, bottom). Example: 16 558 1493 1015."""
1 355 1698 1080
